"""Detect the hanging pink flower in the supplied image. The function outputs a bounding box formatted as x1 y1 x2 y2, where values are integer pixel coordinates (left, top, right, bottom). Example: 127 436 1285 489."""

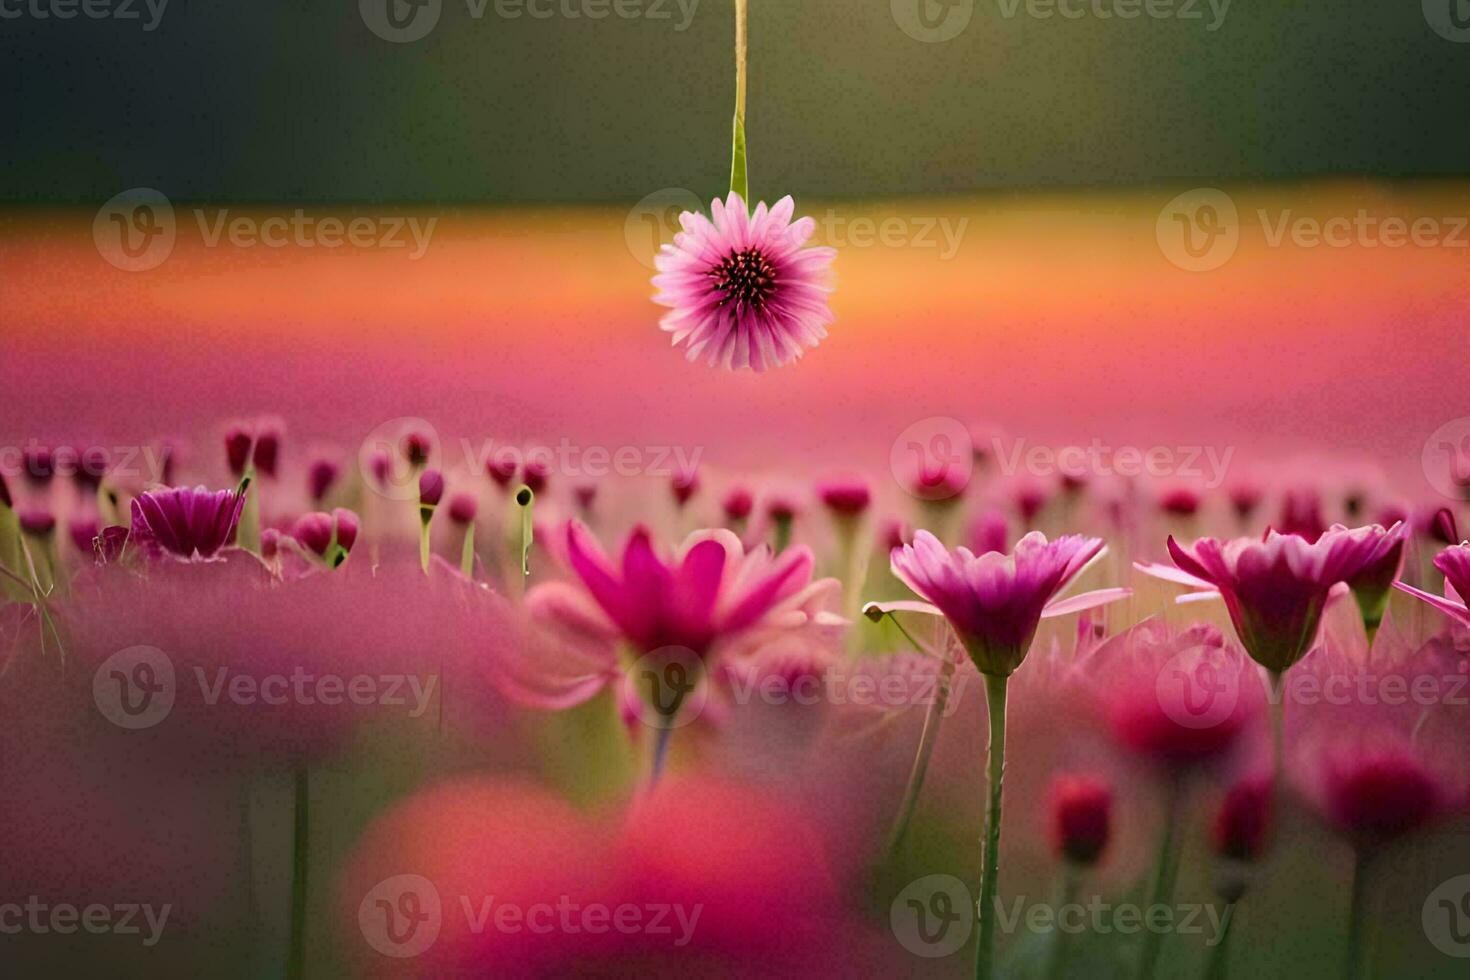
652 193 835 372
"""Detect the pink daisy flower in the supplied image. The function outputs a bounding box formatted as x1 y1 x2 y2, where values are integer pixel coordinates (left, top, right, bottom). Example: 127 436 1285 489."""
870 529 1130 677
652 192 835 372
1137 525 1395 675
129 484 248 562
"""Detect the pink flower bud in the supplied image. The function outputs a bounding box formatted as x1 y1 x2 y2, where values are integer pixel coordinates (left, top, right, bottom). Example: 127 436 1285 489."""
817 478 870 518
308 459 340 503
19 509 56 536
448 493 478 526
1212 776 1271 863
332 509 360 553
1048 774 1112 866
225 427 254 477
419 469 445 507
722 487 753 521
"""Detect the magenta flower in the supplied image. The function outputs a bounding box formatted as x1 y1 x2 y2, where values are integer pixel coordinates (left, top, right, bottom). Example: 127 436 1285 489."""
816 478 871 518
129 485 248 561
1139 526 1393 674
307 458 339 503
1087 620 1262 768
874 529 1128 677
291 508 359 561
1212 775 1271 863
1303 736 1451 848
1395 541 1470 627
18 508 56 536
652 193 835 372
547 521 829 658
721 486 754 523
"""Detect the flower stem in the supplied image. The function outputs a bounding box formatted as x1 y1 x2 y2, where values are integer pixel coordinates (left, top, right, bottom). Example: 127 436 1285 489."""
974 672 1009 980
460 523 477 578
286 764 310 980
650 721 674 787
1268 669 1285 843
1134 775 1184 980
1045 864 1080 980
1205 902 1237 980
1345 848 1375 980
418 505 434 573
884 639 957 860
730 0 749 201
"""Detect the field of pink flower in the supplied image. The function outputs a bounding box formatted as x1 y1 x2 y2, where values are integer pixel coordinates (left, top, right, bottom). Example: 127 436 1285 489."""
2 183 1470 980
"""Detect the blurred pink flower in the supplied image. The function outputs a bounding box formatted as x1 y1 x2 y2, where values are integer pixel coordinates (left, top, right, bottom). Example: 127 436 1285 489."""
652 192 835 372
1047 773 1113 866
129 484 247 561
1086 619 1263 768
1212 775 1272 862
875 529 1128 676
1301 734 1452 848
513 523 839 711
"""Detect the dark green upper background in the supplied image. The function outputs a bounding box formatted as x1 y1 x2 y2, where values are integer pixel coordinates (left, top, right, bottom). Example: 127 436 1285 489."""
3 0 1466 203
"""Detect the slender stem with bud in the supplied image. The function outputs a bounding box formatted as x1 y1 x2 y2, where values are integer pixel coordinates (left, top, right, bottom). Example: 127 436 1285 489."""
286 764 310 980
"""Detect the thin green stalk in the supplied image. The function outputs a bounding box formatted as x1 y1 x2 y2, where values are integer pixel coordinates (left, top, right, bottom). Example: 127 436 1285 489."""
1205 902 1236 980
730 0 749 201
1135 775 1185 980
974 672 1009 980
1046 864 1080 980
1268 670 1285 842
418 504 434 573
1345 848 1375 980
286 765 310 980
460 523 477 578
884 640 957 860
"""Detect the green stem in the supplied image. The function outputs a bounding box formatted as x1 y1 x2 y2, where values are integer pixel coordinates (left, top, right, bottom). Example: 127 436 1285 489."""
1135 775 1185 980
1046 865 1080 980
1345 848 1374 980
1205 902 1236 980
730 0 749 201
884 641 957 860
418 505 434 573
1268 670 1285 842
974 672 1009 980
286 765 310 980
460 523 477 578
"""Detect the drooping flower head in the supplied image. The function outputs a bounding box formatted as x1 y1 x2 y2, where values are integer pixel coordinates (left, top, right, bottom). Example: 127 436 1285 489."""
881 530 1127 677
129 485 248 561
653 193 835 372
1152 526 1391 675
